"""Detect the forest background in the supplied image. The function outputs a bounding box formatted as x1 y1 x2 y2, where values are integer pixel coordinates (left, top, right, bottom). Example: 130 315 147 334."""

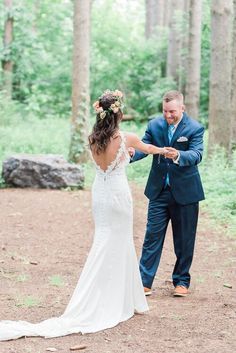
0 0 235 237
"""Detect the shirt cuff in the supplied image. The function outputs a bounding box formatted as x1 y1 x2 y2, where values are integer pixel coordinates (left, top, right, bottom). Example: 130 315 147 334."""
173 151 180 164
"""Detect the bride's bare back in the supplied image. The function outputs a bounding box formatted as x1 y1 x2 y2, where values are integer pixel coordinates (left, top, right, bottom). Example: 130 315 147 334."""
91 133 123 172
91 131 166 172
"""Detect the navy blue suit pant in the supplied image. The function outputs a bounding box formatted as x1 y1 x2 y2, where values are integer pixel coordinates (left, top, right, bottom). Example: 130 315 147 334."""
140 187 199 289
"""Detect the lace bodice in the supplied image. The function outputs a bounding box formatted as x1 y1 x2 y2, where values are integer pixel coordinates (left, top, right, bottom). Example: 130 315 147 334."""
91 131 130 179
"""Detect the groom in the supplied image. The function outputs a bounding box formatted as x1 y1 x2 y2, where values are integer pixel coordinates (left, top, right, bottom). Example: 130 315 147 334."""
132 90 205 297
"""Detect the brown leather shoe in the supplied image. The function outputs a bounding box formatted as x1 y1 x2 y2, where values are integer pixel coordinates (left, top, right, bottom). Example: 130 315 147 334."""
173 285 188 297
144 287 152 296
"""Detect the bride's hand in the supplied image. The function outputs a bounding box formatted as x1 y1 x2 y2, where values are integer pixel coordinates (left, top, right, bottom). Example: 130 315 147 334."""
128 147 135 157
158 147 168 155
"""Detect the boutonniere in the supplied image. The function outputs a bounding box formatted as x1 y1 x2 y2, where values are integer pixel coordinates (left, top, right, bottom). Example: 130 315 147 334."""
177 136 188 142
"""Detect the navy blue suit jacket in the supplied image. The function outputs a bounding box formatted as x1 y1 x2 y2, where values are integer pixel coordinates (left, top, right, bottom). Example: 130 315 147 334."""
132 113 205 205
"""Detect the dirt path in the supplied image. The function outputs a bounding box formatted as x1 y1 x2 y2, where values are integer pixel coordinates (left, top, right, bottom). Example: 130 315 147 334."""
0 187 235 353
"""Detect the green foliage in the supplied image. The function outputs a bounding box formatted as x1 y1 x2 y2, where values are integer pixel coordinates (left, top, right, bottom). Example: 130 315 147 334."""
200 147 236 237
199 0 211 125
49 275 64 287
0 0 211 121
0 0 73 119
0 91 25 126
91 2 175 118
17 273 30 282
0 0 176 120
0 115 70 178
15 295 41 307
0 0 233 237
123 121 153 183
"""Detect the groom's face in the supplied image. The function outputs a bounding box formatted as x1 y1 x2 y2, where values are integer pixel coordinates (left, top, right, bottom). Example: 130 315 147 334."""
163 99 185 125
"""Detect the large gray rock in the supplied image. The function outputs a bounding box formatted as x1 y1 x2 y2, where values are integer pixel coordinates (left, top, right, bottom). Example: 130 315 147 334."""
2 154 84 189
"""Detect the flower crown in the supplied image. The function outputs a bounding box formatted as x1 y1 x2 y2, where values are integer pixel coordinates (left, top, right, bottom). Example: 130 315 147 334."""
93 89 124 120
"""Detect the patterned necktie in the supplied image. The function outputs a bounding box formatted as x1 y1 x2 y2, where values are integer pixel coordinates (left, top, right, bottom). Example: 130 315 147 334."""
168 124 175 144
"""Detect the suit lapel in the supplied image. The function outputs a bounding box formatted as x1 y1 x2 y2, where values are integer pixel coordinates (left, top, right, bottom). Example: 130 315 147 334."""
163 119 169 146
170 113 187 146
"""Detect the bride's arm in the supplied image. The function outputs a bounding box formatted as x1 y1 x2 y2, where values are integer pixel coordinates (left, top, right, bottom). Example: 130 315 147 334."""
126 133 166 155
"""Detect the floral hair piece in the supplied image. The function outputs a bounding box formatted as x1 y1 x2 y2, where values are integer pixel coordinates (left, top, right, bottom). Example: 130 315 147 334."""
93 89 124 120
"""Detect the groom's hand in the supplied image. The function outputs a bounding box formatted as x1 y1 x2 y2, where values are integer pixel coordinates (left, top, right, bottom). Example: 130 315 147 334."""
164 147 179 161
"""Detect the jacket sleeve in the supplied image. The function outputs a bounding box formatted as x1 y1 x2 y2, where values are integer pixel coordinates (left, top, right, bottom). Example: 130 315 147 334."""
178 126 204 167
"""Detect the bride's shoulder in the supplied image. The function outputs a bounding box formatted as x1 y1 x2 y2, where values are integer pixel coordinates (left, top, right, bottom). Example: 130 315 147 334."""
121 131 139 146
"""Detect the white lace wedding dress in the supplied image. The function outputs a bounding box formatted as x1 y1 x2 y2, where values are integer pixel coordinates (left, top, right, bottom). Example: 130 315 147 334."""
0 131 148 341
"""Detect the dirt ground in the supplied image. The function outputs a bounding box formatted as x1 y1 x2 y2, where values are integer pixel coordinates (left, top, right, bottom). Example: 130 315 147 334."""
0 186 236 353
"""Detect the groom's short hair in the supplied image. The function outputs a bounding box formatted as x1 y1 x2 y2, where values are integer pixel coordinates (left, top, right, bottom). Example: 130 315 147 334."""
163 91 184 104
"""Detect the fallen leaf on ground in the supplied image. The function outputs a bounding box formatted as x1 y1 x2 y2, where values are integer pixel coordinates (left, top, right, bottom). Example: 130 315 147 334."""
46 348 57 352
223 283 232 288
30 261 38 265
70 345 87 351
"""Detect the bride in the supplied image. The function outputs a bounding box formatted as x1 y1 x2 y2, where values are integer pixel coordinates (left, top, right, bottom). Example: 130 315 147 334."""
0 90 166 341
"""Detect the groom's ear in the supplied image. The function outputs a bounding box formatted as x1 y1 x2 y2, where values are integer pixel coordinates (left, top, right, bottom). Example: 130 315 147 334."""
182 104 186 112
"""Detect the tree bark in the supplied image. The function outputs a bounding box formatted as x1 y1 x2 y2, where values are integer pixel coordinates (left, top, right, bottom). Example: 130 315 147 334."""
230 0 236 153
185 0 202 119
178 0 190 93
145 0 157 39
208 0 233 155
2 0 14 99
167 0 185 84
145 0 165 38
69 0 90 163
156 0 165 27
145 0 151 39
163 0 170 27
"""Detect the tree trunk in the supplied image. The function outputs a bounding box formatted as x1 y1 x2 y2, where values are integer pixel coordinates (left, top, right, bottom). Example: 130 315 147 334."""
230 0 236 153
156 0 165 27
185 0 202 119
69 0 90 163
2 0 14 99
208 0 233 155
167 0 185 84
163 0 170 27
145 0 167 38
178 0 190 93
145 0 157 38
